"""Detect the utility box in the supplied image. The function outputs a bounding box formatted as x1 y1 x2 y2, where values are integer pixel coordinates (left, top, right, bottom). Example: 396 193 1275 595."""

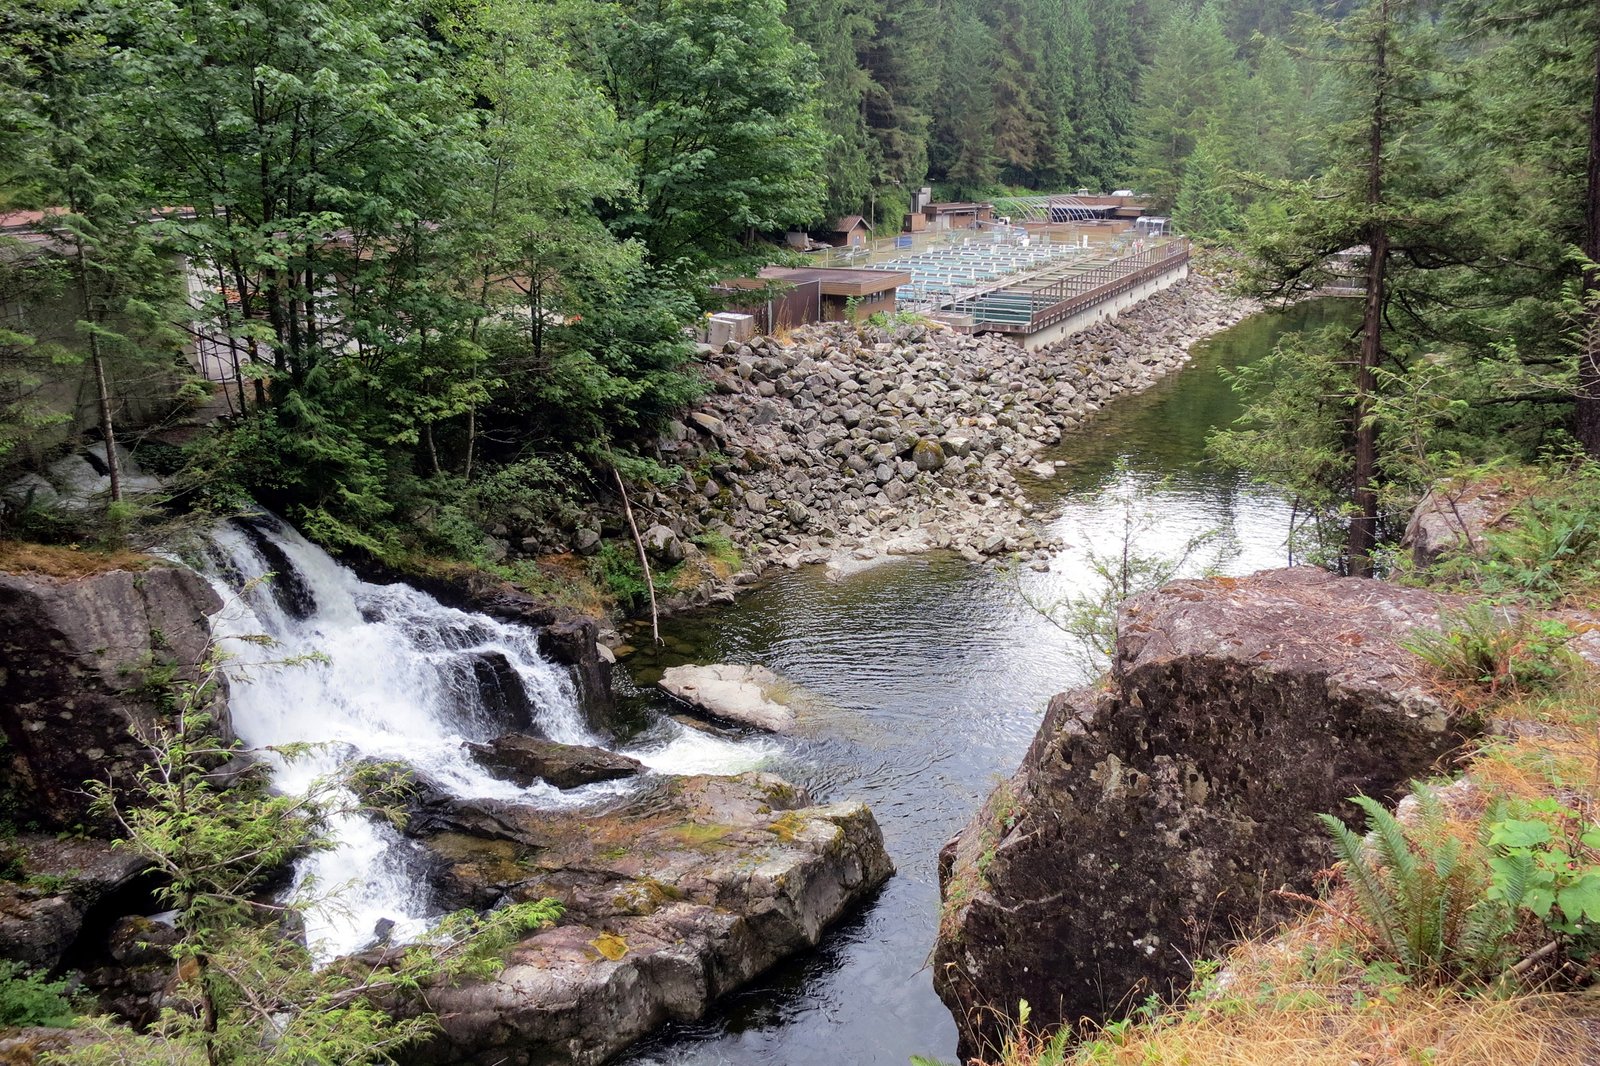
707 312 756 348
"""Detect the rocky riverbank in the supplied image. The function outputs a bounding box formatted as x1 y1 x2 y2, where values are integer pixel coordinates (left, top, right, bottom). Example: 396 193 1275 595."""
553 272 1253 617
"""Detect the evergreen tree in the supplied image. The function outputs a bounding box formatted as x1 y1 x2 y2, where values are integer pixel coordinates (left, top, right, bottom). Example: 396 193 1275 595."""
932 9 999 193
1225 0 1450 575
1087 0 1145 188
988 0 1050 186
860 0 939 210
784 0 879 220
1173 131 1242 237
1448 0 1600 453
2 0 183 505
1131 1 1244 208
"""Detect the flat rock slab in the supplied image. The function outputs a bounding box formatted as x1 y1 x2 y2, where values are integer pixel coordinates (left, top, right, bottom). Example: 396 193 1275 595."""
658 664 800 732
403 772 894 1065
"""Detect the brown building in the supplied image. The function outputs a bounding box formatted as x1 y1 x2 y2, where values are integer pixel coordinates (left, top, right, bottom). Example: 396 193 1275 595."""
821 215 870 248
716 266 911 331
923 202 995 230
761 266 908 322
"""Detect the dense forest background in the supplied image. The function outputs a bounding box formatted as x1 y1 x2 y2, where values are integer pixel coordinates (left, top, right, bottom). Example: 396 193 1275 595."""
0 0 1597 578
791 0 1338 217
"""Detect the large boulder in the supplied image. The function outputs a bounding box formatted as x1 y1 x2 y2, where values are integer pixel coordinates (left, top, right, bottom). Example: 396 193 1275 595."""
402 772 894 1065
1402 477 1518 569
0 561 227 829
535 620 615 738
932 568 1472 1060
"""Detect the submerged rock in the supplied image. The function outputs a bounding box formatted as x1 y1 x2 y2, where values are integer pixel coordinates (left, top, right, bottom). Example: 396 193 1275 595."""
658 663 801 732
463 734 644 790
405 772 894 1065
932 567 1473 1059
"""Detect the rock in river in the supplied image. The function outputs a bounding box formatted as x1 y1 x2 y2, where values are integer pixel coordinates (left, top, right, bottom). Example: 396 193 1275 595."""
658 663 801 732
463 733 644 790
404 771 894 1065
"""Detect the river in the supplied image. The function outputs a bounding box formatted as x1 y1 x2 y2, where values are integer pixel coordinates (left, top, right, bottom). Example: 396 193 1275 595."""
616 299 1350 1066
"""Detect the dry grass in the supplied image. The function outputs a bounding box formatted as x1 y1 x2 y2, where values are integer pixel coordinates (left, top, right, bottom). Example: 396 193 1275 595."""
1043 913 1600 1066
1472 674 1600 813
1062 984 1600 1065
0 539 155 577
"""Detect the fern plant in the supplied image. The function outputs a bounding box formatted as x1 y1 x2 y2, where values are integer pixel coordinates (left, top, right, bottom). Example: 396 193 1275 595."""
1402 603 1575 701
1317 787 1516 982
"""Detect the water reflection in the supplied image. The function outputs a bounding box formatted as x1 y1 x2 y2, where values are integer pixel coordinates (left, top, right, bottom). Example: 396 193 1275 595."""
620 300 1353 1066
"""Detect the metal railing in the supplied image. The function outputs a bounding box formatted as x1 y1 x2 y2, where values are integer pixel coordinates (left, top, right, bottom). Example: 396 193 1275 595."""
953 239 1191 334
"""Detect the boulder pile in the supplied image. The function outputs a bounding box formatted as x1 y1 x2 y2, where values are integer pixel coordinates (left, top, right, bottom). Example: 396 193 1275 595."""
614 275 1251 609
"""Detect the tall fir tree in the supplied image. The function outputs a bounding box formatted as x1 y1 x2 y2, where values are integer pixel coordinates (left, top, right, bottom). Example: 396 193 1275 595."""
1131 1 1244 209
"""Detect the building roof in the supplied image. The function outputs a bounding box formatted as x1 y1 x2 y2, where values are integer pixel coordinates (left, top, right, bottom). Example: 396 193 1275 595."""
833 215 868 233
757 265 910 297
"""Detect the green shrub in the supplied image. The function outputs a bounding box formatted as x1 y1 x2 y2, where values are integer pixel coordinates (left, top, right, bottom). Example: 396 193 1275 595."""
587 541 648 610
0 960 77 1027
1479 478 1600 601
1402 604 1576 701
692 530 742 573
1486 797 1600 957
468 457 583 533
1431 464 1600 603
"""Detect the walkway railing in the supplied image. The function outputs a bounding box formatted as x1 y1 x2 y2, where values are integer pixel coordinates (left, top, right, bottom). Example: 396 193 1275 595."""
952 239 1191 335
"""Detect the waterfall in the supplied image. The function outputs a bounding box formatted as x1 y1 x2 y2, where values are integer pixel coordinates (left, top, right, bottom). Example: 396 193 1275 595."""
197 513 771 959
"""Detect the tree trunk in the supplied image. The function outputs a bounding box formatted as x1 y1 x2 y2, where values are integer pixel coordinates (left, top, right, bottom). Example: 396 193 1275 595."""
1576 22 1600 455
74 248 122 504
1349 0 1391 578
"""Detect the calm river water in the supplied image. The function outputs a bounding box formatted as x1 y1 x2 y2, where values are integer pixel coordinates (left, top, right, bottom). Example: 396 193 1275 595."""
618 300 1349 1066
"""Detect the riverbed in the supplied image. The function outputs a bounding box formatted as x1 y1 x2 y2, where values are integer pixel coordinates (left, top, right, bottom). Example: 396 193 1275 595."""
617 300 1349 1065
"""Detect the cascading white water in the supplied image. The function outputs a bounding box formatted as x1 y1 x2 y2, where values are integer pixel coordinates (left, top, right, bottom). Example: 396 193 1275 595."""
198 513 771 959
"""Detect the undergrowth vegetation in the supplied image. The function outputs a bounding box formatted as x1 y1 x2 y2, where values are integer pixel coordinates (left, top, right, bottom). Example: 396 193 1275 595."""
969 672 1600 1065
0 960 78 1028
1421 462 1600 607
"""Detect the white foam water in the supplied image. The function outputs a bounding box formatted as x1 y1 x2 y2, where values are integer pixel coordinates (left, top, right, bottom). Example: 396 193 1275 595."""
198 513 770 959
